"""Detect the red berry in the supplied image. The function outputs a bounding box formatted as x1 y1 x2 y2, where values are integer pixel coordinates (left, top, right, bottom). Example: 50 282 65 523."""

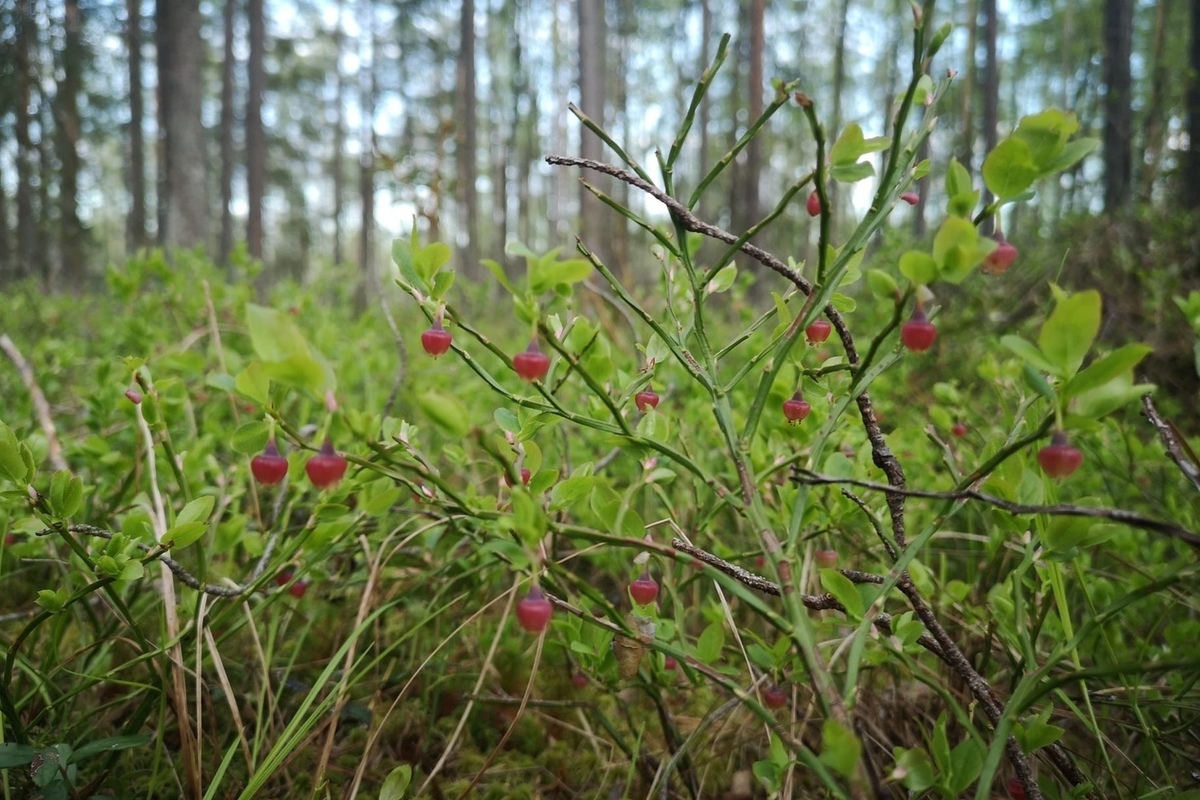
421 322 452 357
951 422 968 438
764 684 788 709
901 307 937 353
1038 432 1083 478
806 190 821 217
629 571 660 606
513 339 551 382
782 392 811 424
251 439 289 486
289 580 309 599
125 388 143 405
1007 778 1028 800
983 239 1019 275
900 190 920 205
635 388 660 412
664 656 678 670
815 549 838 569
805 319 832 344
571 671 589 689
305 437 348 488
275 568 294 587
516 586 554 633
503 467 532 487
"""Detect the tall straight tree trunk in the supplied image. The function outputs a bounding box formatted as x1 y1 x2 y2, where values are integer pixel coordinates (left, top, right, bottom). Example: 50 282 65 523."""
577 0 612 266
697 0 712 188
740 0 764 238
455 0 480 278
1102 0 1134 212
358 0 377 297
0 160 9 269
218 0 236 267
980 0 999 234
56 0 85 289
958 0 977 169
1139 0 1173 200
126 0 147 251
14 0 37 280
1184 0 1200 209
332 0 346 265
246 0 266 259
156 0 211 249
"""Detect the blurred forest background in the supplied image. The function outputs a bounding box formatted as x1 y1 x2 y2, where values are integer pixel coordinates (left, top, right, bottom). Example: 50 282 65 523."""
0 0 1198 296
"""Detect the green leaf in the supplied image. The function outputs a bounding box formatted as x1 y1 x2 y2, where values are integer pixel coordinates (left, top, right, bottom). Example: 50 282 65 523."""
819 569 865 619
1071 377 1155 420
67 734 153 764
829 123 867 165
380 764 413 800
1063 344 1151 399
1000 335 1062 376
1038 290 1102 378
706 264 738 294
36 588 69 613
391 235 424 291
1015 708 1065 753
831 293 857 313
430 268 456 300
946 737 984 795
493 408 520 435
751 760 782 793
830 161 875 183
231 421 270 455
982 137 1039 199
0 424 30 485
481 259 518 296
1043 137 1099 174
245 304 335 395
695 621 725 663
233 362 271 405
0 743 36 769
530 257 593 295
867 269 899 299
165 522 207 549
418 391 470 437
898 251 937 286
48 470 83 519
413 242 452 285
1022 363 1057 401
1012 109 1079 167
945 158 971 197
176 495 216 528
892 746 935 792
818 719 861 778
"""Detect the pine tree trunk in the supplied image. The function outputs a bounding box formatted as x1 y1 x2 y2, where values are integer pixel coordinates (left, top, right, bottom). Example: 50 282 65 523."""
332 0 346 265
1185 0 1200 208
219 0 236 268
156 0 211 249
1102 0 1133 211
980 0 999 234
14 0 37 280
455 0 480 278
57 0 85 289
246 0 266 259
126 0 147 252
577 0 612 267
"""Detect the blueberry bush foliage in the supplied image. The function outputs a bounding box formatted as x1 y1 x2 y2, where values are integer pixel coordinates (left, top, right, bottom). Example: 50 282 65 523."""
2 7 1199 800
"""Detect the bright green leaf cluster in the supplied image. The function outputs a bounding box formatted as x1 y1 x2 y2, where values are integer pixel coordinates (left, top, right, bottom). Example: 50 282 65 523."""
982 110 1099 201
828 123 890 183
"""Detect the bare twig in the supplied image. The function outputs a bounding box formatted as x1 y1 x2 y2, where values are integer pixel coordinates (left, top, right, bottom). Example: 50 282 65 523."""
1142 393 1200 494
792 468 1200 548
670 538 944 660
0 333 68 472
36 523 286 597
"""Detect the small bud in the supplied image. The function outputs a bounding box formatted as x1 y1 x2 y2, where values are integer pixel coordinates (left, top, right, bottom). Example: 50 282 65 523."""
125 388 143 405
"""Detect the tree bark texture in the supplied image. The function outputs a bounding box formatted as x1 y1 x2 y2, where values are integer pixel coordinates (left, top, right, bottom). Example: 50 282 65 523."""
219 0 236 267
455 0 481 278
156 0 211 249
1102 0 1134 211
246 0 266 259
126 0 148 251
